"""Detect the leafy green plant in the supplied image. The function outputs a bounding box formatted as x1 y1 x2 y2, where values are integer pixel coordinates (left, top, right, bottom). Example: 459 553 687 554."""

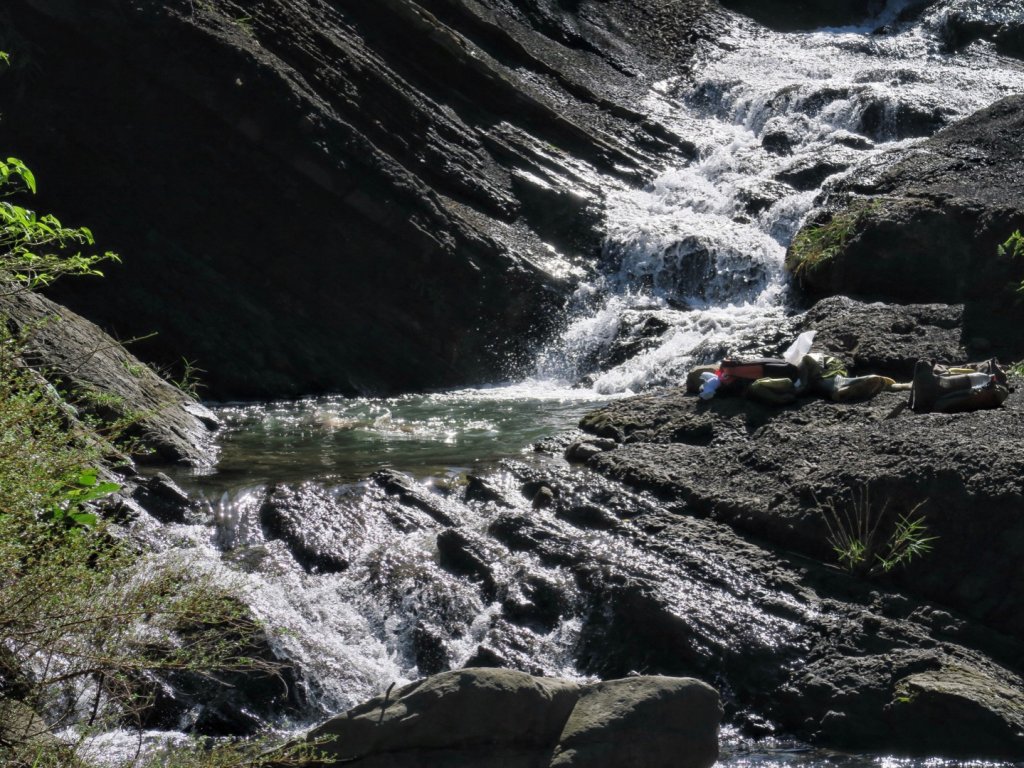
0 156 119 293
999 230 1024 298
48 469 119 529
0 126 323 763
786 199 881 284
818 485 936 576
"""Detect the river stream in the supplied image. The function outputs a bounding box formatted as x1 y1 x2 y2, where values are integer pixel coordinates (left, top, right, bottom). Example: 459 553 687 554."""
121 2 1024 765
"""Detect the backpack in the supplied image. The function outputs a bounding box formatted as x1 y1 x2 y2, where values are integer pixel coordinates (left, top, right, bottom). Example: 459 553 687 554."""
718 358 798 393
909 358 1010 414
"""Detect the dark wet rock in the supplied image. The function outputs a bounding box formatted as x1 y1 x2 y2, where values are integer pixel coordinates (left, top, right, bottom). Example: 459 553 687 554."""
855 98 952 142
502 572 573 632
132 472 193 524
305 668 721 768
437 529 502 600
564 438 617 463
761 130 794 156
464 645 511 670
0 0 723 399
927 0 1024 59
259 484 354 574
488 513 589 570
735 179 793 215
719 0 884 32
594 310 674 370
792 296 967 379
788 95 1024 359
0 290 217 467
555 504 621 531
886 665 1024 757
465 475 510 506
374 469 460 527
532 487 556 509
775 152 852 191
412 621 451 677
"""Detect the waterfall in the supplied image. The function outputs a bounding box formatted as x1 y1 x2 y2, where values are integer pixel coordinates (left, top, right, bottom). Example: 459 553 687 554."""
536 0 1024 393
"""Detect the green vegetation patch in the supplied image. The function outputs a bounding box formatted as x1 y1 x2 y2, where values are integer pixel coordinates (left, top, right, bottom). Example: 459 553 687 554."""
999 229 1024 298
786 199 882 285
0 151 326 764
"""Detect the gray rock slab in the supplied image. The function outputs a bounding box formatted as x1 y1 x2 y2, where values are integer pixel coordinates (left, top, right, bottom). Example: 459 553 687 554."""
0 290 217 466
550 676 722 768
310 668 580 763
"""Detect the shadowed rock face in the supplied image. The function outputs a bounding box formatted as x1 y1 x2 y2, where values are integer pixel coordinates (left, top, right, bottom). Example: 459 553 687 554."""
718 0 885 31
786 95 1024 359
0 0 720 399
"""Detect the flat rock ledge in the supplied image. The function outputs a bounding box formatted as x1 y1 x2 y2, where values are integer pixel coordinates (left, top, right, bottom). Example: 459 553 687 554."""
301 668 722 768
0 290 217 467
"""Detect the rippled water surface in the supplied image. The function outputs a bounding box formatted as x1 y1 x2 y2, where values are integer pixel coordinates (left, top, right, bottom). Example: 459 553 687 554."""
174 383 612 490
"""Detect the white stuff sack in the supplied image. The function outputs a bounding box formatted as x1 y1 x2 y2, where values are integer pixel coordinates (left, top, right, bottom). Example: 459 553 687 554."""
782 330 816 367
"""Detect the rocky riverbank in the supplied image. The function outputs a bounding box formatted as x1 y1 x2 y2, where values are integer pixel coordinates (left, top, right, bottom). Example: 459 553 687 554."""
3 0 1024 763
569 295 1024 754
0 0 724 399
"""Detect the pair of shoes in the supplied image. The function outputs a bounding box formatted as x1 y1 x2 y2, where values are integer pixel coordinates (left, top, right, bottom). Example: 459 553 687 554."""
831 375 886 402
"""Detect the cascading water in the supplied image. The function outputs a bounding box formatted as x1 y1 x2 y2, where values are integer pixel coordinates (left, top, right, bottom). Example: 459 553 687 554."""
87 2 1024 763
538 0 1024 394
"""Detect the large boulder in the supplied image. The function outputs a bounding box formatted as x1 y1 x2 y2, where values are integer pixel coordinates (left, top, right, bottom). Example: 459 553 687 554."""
785 96 1024 359
718 0 885 31
0 289 217 466
886 665 1024 757
0 0 721 399
305 668 721 768
549 677 722 768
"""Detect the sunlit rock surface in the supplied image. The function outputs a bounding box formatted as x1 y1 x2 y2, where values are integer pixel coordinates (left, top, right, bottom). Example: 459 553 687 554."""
305 668 722 768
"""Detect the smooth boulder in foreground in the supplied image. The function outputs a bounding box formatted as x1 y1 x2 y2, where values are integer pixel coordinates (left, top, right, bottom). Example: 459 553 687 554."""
305 668 722 768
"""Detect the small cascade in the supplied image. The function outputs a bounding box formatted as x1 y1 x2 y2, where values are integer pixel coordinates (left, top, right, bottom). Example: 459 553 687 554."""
538 0 1024 394
105 2 1024 762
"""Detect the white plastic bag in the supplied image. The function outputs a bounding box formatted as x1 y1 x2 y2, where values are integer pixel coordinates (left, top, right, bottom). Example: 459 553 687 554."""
699 372 721 400
782 330 816 367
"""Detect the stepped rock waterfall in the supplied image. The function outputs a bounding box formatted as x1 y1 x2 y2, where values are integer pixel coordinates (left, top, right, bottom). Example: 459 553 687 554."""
75 2 1024 764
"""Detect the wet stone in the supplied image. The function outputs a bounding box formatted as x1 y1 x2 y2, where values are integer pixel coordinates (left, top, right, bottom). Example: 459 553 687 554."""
436 529 500 600
132 472 194 524
259 483 352 574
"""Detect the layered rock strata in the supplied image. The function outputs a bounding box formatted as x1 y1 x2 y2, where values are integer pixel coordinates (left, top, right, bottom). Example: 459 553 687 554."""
0 0 722 398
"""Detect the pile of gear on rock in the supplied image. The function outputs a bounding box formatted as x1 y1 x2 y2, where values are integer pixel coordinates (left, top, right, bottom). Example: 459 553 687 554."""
686 331 1010 413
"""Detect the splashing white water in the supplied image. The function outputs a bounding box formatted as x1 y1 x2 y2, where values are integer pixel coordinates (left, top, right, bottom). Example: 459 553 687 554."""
536 2 1024 394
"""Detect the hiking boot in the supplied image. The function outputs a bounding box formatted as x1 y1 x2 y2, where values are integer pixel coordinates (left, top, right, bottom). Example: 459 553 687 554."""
831 375 886 402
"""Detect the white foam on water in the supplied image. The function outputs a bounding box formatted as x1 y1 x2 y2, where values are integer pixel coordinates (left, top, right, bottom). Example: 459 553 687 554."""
535 2 1024 394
